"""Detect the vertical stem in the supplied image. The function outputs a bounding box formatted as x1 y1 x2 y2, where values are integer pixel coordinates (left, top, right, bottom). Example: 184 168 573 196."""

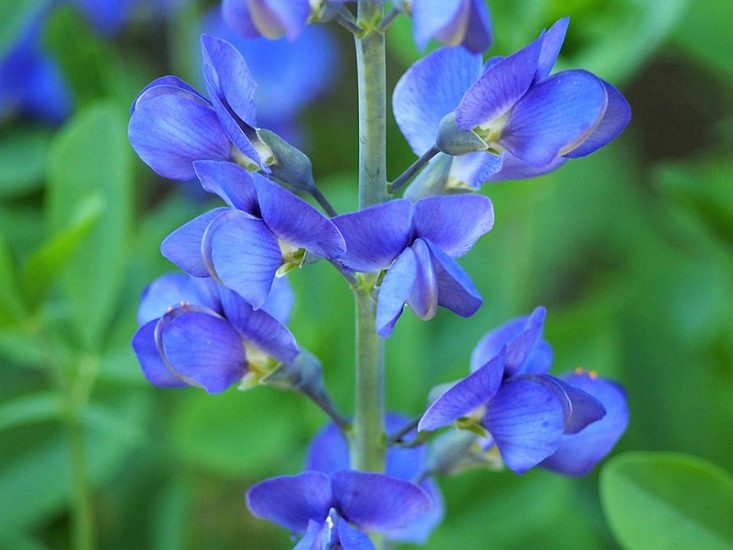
67 411 94 550
351 0 388 475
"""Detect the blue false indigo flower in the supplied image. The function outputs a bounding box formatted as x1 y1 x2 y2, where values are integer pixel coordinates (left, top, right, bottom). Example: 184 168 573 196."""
132 272 298 393
247 469 432 549
333 195 493 336
222 0 315 40
129 34 274 181
161 161 346 309
306 415 444 544
395 0 492 53
419 307 629 474
393 17 631 191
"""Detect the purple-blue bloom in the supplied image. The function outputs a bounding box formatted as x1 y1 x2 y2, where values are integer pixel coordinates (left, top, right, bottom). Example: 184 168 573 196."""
222 0 314 41
306 415 444 544
129 34 273 181
419 307 629 474
160 161 345 309
333 195 493 337
393 17 631 190
132 272 298 393
397 0 492 53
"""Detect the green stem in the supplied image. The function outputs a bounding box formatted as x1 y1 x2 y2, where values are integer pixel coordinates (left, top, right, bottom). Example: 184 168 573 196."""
350 1 388 476
67 410 94 550
388 145 440 194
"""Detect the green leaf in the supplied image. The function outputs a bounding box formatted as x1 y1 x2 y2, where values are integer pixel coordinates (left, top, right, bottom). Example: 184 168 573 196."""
0 0 49 58
0 233 24 324
601 451 733 549
0 392 60 432
0 128 52 199
21 194 104 308
46 101 133 349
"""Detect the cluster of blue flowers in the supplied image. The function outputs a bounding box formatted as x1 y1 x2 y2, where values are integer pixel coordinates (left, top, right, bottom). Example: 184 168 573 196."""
129 1 630 547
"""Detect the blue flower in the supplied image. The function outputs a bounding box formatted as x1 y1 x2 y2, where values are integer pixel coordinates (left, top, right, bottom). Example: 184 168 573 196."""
306 415 444 544
332 195 494 337
222 0 314 41
0 9 72 124
129 34 273 181
393 18 631 191
132 272 298 393
397 0 492 53
419 307 629 474
160 161 346 309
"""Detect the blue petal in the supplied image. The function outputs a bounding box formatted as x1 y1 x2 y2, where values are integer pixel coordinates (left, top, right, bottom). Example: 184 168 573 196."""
413 194 494 257
218 287 299 362
524 374 606 434
563 79 631 158
448 151 503 189
461 0 493 53
483 377 565 474
376 248 417 337
260 277 295 325
246 472 334 533
137 272 220 325
407 239 438 320
306 423 351 473
193 160 258 212
384 478 444 544
385 413 427 483
132 321 187 388
222 0 260 38
157 307 246 393
202 210 282 309
130 75 204 115
419 350 505 431
332 200 414 273
534 17 569 82
393 47 482 155
541 371 629 476
161 208 229 277
253 175 346 259
426 241 482 317
336 517 375 550
455 35 542 130
128 88 231 180
293 519 325 550
228 0 311 40
500 70 608 166
484 151 566 182
331 470 432 531
412 0 465 50
519 340 553 375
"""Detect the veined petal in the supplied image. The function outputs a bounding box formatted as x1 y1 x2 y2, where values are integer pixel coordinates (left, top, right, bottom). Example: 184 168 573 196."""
426 241 482 317
161 208 229 277
193 160 258 213
414 194 494 257
132 321 187 388
246 472 334 533
218 287 299 362
393 47 482 155
563 80 631 158
157 307 246 393
501 70 608 166
137 272 220 326
202 209 282 309
534 17 569 83
332 200 414 273
332 471 432 531
306 423 350 474
483 377 565 474
419 350 505 432
130 75 205 115
407 239 438 320
376 248 417 338
455 35 543 130
128 90 231 180
448 151 503 189
412 0 466 50
253 175 346 259
541 371 629 476
461 0 493 54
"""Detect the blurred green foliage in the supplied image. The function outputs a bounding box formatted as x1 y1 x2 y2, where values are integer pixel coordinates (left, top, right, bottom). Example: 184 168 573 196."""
1 0 732 548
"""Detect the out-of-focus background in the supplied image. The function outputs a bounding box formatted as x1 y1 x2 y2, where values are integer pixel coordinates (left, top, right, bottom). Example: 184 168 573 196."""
1 0 732 548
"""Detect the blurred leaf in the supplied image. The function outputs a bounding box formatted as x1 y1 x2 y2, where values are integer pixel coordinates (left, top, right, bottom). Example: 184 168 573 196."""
46 101 133 349
0 233 24 324
601 451 733 549
0 129 52 199
0 529 47 550
0 391 59 432
0 329 45 369
21 194 103 308
0 0 49 58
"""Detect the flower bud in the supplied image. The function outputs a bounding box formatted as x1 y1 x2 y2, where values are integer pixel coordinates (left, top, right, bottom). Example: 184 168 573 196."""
436 112 487 156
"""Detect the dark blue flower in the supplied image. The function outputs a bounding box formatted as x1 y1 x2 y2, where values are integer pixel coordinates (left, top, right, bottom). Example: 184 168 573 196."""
332 195 494 336
397 0 492 53
131 272 298 393
306 414 444 544
247 468 432 550
129 34 273 181
222 0 313 41
419 307 629 474
160 161 346 309
393 18 631 191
